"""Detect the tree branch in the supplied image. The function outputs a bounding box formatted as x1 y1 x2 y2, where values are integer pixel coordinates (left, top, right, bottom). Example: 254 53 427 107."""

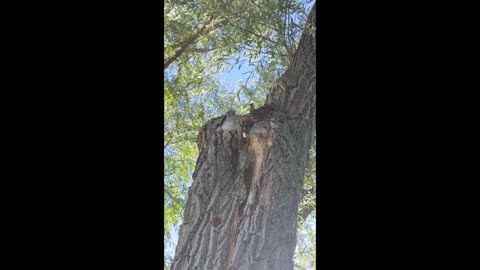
164 17 228 70
164 22 210 70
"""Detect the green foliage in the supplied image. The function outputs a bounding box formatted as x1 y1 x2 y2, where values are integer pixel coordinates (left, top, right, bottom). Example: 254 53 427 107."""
164 1 316 269
164 0 314 100
294 213 316 270
300 139 316 217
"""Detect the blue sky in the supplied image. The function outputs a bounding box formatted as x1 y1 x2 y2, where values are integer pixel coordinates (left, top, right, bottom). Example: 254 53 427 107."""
215 55 256 105
216 58 254 88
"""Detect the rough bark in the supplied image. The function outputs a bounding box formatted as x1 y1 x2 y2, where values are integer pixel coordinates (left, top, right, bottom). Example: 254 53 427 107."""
171 3 316 270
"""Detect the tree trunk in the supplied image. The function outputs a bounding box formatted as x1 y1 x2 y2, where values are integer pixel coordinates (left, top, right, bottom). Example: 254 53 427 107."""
171 3 316 270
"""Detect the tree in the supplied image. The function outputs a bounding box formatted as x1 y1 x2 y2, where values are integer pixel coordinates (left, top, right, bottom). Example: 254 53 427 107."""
164 1 316 268
170 2 316 269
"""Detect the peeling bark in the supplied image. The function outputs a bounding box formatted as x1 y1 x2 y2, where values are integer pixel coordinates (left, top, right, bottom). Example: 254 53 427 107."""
172 3 316 270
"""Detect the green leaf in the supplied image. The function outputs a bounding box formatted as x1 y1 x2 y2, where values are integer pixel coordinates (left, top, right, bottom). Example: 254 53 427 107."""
237 88 241 102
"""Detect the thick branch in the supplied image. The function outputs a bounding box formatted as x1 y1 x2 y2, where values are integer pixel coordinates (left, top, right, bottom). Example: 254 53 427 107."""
164 22 209 70
265 3 316 116
164 18 227 70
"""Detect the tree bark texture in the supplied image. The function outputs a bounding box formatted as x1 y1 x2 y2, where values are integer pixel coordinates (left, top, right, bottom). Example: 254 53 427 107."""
171 3 316 270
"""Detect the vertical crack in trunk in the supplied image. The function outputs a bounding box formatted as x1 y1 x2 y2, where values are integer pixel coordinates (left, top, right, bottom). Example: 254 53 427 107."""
224 201 241 270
